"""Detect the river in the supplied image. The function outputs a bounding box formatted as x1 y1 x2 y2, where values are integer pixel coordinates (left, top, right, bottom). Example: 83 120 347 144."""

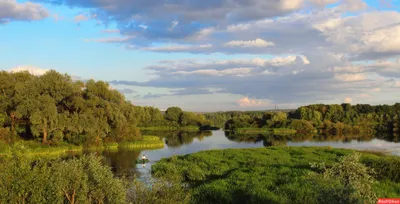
94 130 400 180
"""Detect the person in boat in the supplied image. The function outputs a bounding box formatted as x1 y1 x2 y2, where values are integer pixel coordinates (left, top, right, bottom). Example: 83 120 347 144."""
141 155 147 164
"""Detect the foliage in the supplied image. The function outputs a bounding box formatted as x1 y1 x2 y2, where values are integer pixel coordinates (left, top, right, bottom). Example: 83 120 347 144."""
309 153 377 203
164 106 183 122
152 147 400 204
0 154 126 204
221 103 400 139
290 119 316 133
127 177 191 204
0 70 211 148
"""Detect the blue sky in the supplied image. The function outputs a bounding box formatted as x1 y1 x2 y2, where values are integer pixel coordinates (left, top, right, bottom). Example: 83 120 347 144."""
1 0 400 111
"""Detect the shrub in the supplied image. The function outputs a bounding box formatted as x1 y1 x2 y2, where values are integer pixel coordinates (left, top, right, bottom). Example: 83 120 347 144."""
127 178 191 204
0 154 126 204
308 153 377 203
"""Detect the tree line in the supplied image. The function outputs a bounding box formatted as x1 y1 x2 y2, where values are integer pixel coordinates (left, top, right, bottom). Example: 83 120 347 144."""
0 70 211 146
222 103 400 135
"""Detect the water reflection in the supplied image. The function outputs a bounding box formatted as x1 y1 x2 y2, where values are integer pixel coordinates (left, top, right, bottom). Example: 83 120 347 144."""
75 130 400 180
224 131 400 148
101 150 141 179
142 130 213 148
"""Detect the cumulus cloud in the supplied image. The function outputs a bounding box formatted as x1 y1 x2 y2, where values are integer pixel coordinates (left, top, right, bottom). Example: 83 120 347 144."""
24 0 400 109
40 0 307 39
0 0 48 23
236 97 271 108
45 0 398 63
110 52 386 105
9 66 49 76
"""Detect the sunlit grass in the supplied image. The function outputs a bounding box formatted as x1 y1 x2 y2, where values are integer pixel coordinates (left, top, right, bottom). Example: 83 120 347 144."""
0 135 165 157
235 128 297 135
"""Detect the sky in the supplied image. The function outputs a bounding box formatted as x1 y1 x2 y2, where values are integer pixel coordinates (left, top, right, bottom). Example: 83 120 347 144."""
1 0 400 112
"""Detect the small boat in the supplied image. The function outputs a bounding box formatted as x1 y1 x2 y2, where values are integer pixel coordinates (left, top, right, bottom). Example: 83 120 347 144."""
135 159 150 164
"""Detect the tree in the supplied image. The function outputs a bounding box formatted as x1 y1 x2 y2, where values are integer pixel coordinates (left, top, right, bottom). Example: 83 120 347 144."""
290 119 315 133
180 112 197 126
164 107 183 122
19 95 61 144
0 71 33 136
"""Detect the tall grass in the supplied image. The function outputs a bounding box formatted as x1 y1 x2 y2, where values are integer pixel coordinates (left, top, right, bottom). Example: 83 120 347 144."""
0 135 165 158
119 136 164 150
152 147 400 203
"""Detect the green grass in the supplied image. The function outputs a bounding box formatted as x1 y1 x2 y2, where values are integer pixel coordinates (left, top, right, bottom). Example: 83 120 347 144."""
0 135 165 157
139 126 199 131
272 128 297 135
152 146 400 203
235 128 297 135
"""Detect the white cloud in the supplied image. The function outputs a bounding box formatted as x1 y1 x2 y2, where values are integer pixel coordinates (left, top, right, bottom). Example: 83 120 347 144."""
170 20 179 30
224 38 275 48
0 0 48 23
237 97 271 108
9 66 49 76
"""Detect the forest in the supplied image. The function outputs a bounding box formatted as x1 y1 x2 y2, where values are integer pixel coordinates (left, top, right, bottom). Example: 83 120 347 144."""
214 103 400 136
0 70 211 150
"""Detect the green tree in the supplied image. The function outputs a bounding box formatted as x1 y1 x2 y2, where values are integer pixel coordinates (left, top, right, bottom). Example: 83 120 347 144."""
164 106 183 123
290 119 315 133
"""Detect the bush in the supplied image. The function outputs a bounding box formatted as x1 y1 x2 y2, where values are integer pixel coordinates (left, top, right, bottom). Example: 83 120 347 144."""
127 177 191 204
0 154 126 203
361 154 400 182
290 119 316 133
308 153 377 203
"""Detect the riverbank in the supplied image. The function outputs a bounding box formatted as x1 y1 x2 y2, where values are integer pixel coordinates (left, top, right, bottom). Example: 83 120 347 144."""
0 136 164 158
152 146 400 203
234 128 297 135
139 126 200 131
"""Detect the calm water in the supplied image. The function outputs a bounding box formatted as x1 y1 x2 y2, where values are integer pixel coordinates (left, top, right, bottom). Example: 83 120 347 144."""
96 130 400 180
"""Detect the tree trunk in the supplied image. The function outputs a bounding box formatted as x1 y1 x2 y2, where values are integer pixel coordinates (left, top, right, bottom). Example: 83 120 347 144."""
42 127 48 145
10 113 15 135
